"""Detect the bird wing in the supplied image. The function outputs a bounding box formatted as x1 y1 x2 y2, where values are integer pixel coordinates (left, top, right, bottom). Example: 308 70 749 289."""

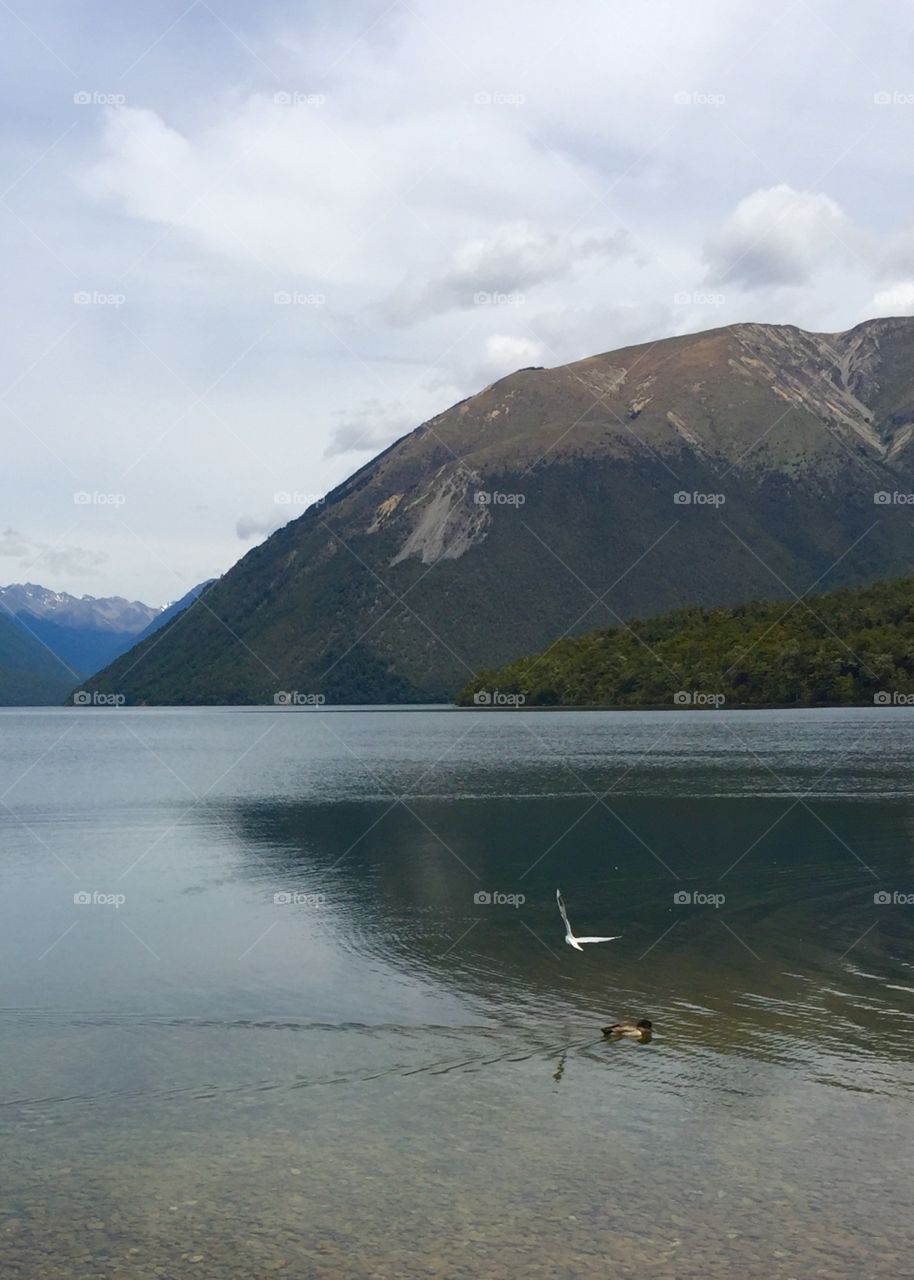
556 889 573 935
575 936 621 944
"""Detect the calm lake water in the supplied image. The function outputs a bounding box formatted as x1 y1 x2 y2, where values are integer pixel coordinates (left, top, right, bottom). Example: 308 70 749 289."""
1 706 912 1278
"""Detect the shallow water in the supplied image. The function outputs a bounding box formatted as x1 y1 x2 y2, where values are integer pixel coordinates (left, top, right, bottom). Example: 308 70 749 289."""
1 706 912 1277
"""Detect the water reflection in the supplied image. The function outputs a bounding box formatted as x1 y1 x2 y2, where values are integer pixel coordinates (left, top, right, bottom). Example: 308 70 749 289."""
224 786 914 1091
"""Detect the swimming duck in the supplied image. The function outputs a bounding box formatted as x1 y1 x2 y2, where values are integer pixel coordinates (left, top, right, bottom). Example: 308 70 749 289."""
602 1019 652 1041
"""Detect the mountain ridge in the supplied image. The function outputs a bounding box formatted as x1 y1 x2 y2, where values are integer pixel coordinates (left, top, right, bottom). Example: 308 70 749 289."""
0 584 160 632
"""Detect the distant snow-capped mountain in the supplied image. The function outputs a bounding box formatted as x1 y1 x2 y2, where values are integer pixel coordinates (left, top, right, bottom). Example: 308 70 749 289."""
0 583 159 632
0 580 219 703
0 583 162 684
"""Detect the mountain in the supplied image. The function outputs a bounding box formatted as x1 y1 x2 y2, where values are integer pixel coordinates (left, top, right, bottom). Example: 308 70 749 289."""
0 611 78 706
0 582 216 705
456 574 914 708
0 584 161 681
89 317 914 705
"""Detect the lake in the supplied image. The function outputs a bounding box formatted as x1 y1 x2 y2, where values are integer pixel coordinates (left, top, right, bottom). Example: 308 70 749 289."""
1 706 912 1278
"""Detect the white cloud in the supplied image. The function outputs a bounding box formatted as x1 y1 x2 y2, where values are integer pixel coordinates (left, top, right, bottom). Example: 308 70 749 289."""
704 185 859 288
323 401 413 458
874 223 914 280
385 223 633 325
478 334 547 380
84 98 606 296
529 303 676 363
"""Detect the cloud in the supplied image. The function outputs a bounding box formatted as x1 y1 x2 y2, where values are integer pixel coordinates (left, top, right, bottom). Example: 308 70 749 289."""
529 303 676 363
874 225 914 280
235 514 285 541
323 401 414 458
478 334 547 380
384 223 634 325
86 102 372 283
704 185 858 288
433 303 676 390
85 99 608 295
0 528 107 579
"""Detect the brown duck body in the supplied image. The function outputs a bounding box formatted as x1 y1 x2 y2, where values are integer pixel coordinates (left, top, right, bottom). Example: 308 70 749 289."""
602 1019 653 1041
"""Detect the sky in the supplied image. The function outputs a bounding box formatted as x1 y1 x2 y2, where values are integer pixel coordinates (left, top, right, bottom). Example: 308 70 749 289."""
3 0 914 605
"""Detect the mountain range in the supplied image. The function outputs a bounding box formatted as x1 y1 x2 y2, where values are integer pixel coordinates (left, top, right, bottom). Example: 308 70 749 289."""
0 584 161 678
0 582 213 705
76 315 914 704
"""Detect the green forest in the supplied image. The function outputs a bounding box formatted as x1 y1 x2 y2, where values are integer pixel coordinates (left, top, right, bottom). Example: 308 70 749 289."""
456 575 914 709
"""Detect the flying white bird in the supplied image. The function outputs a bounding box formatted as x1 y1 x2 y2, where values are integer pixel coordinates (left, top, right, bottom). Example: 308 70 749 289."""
556 889 620 951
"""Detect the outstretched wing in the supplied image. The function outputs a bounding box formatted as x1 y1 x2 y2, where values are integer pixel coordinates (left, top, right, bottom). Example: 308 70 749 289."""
555 888 573 935
576 935 621 944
